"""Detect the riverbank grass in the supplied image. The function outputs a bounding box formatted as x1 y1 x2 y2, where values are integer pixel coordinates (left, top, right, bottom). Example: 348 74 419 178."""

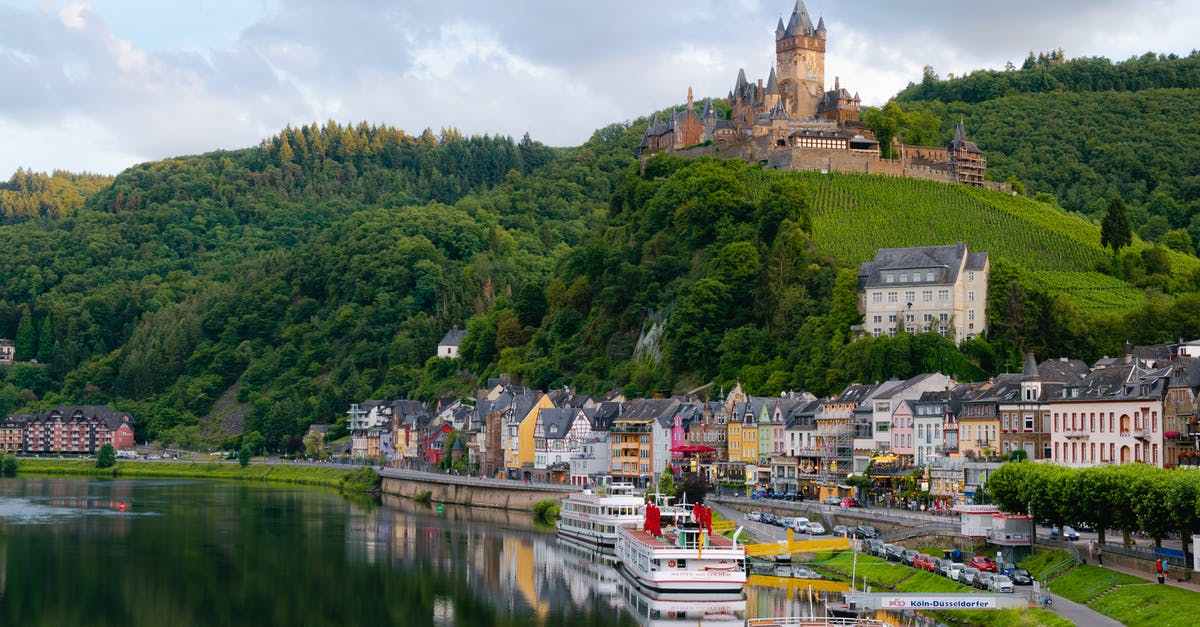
16 459 357 490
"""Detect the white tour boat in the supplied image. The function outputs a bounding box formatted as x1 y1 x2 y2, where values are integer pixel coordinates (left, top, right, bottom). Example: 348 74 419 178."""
556 483 645 553
616 501 747 593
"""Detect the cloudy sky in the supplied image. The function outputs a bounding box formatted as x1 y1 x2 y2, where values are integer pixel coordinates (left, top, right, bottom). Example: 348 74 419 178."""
1 0 1196 176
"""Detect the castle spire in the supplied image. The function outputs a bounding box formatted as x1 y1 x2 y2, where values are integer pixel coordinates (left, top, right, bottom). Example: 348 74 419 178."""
955 118 967 142
766 67 779 94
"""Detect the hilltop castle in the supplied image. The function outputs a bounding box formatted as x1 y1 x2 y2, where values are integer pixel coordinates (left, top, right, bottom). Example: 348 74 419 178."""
640 1 1003 190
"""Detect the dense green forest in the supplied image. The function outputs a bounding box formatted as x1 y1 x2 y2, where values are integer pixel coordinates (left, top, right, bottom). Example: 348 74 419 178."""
0 54 1198 453
0 169 113 222
874 52 1200 252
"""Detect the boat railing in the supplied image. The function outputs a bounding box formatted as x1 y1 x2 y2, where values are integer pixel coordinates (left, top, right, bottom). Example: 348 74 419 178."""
745 618 884 627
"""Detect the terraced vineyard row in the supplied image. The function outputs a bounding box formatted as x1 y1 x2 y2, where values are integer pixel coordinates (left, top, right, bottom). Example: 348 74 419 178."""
1030 270 1149 314
750 171 1200 276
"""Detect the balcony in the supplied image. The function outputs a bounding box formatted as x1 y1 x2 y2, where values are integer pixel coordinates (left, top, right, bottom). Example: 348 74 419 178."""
1063 432 1089 441
611 423 652 434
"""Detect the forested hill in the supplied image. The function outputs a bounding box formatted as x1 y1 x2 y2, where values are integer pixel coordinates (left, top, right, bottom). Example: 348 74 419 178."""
0 170 113 223
0 109 1198 455
877 52 1200 253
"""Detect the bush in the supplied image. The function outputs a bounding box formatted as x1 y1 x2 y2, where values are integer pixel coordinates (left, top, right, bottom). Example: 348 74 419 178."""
96 444 116 469
340 466 381 493
532 498 561 523
238 447 252 467
0 453 15 476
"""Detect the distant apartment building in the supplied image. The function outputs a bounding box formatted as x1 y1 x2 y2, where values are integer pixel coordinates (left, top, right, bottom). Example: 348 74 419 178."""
857 243 988 342
0 339 13 365
0 406 135 454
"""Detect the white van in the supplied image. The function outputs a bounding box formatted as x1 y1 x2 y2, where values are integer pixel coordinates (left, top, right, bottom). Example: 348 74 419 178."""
789 517 810 532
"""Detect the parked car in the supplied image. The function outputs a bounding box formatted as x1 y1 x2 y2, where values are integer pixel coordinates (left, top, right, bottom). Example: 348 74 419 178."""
854 525 880 539
968 555 997 572
777 516 793 528
959 567 981 586
840 497 861 508
913 554 935 571
823 496 842 506
942 562 966 580
803 521 826 535
973 572 996 590
885 544 905 562
902 549 918 566
932 558 951 575
747 511 763 522
864 539 885 556
990 574 1014 593
832 525 850 537
761 512 778 526
1050 526 1080 541
1008 568 1033 585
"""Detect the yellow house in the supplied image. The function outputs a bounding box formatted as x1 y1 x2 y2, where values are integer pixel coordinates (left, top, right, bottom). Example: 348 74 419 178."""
507 393 554 472
727 419 744 463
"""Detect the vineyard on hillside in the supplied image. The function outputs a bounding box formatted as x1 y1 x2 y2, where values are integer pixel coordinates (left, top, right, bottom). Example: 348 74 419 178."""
1031 271 1149 314
746 171 1200 313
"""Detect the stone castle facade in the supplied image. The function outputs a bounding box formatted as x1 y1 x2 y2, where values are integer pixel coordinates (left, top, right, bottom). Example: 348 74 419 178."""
639 1 1005 190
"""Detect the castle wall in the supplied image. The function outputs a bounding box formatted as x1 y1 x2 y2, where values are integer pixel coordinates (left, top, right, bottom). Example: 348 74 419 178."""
670 139 1011 193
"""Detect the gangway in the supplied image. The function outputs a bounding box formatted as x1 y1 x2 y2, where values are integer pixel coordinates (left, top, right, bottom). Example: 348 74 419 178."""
743 529 851 557
746 575 851 593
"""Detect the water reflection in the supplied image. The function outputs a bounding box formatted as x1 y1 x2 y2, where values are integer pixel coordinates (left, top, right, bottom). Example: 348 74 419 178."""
0 478 849 626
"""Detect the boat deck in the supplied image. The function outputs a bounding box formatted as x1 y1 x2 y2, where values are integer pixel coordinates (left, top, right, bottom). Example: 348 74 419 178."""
624 528 738 549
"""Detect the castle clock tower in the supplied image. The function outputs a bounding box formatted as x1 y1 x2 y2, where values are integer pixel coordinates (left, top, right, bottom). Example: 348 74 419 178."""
775 1 826 120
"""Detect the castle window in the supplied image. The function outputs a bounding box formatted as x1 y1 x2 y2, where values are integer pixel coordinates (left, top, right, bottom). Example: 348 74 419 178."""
968 272 975 282
872 292 882 304
927 272 935 281
899 273 908 282
887 292 898 303
968 291 976 302
904 290 915 303
885 274 894 284
922 290 932 302
968 310 975 321
938 289 949 302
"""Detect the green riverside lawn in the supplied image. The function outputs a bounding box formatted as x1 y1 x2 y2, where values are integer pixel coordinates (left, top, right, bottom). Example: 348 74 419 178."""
812 551 1067 627
1024 550 1200 627
14 458 371 491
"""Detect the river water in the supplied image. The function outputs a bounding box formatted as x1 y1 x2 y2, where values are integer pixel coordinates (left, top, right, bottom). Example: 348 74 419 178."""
0 478 838 626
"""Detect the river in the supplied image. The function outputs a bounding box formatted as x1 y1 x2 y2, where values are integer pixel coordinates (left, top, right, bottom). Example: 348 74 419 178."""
0 478 838 626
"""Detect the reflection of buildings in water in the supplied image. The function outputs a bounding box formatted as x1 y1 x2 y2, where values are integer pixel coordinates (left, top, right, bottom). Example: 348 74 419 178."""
745 579 839 620
1 478 135 538
360 495 643 621
617 571 746 626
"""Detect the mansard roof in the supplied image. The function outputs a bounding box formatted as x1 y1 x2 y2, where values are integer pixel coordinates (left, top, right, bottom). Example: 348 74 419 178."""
858 243 980 290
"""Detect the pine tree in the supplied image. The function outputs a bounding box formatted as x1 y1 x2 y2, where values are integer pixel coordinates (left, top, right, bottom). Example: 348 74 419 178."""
36 315 53 364
1101 196 1132 252
14 310 34 361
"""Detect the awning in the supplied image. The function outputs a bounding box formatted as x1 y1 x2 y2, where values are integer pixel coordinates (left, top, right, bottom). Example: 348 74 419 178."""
671 444 716 453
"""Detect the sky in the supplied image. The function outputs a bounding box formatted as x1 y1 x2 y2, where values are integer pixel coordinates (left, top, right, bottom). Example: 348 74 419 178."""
1 0 1196 176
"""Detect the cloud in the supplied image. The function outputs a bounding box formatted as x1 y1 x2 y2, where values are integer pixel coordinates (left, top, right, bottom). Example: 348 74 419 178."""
0 0 1197 176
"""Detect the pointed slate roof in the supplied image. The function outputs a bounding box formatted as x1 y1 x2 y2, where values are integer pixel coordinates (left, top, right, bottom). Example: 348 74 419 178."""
949 119 982 154
1021 352 1039 380
785 1 815 37
765 67 779 95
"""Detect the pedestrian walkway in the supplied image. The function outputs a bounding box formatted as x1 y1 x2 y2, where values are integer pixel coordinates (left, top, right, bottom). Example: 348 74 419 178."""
1044 591 1123 627
1088 553 1200 593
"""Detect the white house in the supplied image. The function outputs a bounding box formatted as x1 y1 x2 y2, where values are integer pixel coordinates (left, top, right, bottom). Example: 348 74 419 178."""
437 328 467 359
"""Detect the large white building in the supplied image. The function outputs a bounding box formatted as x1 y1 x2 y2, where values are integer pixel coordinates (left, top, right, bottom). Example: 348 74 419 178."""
857 243 989 341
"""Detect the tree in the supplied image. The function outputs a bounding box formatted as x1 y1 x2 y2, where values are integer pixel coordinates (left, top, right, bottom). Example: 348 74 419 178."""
303 429 326 458
15 309 34 361
242 430 266 455
1100 196 1132 252
658 467 675 497
238 446 252 467
0 452 16 476
96 443 116 468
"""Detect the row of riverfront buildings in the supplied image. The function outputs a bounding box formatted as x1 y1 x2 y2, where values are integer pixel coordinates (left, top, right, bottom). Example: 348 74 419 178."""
347 338 1200 506
0 406 136 454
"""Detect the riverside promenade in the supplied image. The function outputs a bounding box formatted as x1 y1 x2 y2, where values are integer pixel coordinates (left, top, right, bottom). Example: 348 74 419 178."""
378 467 580 510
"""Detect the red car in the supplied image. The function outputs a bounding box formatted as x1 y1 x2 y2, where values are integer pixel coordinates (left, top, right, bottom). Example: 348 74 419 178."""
913 554 936 572
968 555 997 572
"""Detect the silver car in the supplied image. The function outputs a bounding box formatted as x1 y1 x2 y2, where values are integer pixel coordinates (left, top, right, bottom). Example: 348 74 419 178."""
990 574 1014 593
959 567 980 586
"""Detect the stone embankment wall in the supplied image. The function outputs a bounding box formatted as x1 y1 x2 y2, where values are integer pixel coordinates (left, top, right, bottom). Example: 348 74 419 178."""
379 468 580 511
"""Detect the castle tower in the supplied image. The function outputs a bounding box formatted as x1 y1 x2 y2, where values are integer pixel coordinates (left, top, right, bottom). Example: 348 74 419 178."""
775 1 826 120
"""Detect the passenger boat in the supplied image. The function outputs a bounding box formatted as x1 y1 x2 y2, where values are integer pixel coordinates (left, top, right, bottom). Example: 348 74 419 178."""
615 501 747 593
555 483 645 553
